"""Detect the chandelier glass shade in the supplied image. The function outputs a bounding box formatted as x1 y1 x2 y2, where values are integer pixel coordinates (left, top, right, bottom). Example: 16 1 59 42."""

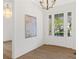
3 3 12 18
40 0 56 10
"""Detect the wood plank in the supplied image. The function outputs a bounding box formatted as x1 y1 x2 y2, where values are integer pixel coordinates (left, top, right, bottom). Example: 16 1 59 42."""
17 45 76 59
3 41 12 59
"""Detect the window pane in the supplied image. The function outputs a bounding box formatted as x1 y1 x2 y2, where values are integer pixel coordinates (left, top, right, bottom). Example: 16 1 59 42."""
54 13 64 36
67 12 72 37
49 15 52 35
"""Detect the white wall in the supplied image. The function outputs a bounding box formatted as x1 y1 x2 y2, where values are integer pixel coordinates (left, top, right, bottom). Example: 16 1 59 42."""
3 0 13 41
13 0 43 58
43 2 76 49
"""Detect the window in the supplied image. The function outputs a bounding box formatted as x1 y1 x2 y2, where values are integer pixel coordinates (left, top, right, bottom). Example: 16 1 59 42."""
49 15 52 35
67 12 72 37
54 13 64 36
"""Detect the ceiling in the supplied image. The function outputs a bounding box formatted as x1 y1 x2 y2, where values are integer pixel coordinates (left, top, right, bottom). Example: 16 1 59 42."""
32 0 75 7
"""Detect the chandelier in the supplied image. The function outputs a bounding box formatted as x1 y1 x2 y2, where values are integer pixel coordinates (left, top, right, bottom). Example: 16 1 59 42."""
3 3 12 18
40 0 56 10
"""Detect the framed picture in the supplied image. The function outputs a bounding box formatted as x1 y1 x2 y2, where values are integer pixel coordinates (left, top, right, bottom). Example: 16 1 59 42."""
25 15 37 38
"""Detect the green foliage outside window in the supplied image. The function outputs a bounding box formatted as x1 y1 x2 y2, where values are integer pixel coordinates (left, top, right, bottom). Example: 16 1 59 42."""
54 13 64 36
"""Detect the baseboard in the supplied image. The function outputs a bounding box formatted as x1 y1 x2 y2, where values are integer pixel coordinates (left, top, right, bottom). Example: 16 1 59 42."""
3 40 12 43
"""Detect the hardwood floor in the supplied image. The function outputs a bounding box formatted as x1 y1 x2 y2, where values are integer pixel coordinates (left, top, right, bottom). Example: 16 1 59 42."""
17 45 76 59
3 41 76 59
3 41 12 59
